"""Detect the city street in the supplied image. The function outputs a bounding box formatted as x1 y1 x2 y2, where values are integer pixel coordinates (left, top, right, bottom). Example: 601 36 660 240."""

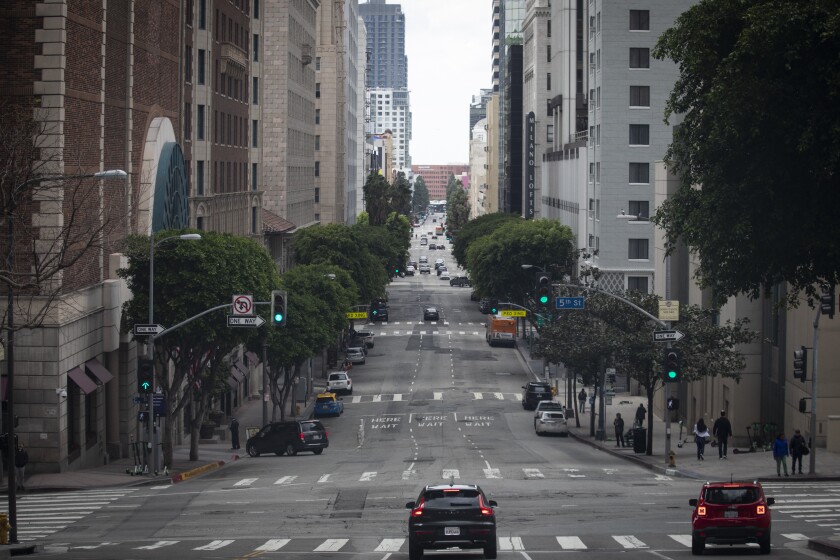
22 237 840 559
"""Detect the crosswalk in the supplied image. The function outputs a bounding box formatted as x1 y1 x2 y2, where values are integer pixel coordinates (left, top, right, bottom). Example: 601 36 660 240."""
52 532 817 553
343 391 522 403
763 482 840 529
16 488 137 540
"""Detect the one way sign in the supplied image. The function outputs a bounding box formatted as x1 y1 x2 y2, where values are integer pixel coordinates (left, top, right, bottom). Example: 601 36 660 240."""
653 329 685 342
227 315 266 328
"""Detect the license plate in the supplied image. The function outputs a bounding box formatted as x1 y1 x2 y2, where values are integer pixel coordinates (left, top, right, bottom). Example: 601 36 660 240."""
444 527 460 536
724 510 738 518
311 434 322 440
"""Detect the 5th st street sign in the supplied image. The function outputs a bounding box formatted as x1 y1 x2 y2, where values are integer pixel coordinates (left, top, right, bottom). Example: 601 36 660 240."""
653 330 685 342
227 315 266 328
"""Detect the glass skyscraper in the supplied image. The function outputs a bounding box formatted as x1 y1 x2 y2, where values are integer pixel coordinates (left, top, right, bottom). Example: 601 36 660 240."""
359 0 407 88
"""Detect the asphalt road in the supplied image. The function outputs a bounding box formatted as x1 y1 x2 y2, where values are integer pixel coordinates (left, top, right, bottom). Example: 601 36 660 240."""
29 228 839 559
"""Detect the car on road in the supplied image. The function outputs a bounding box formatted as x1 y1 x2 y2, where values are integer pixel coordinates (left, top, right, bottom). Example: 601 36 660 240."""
351 330 375 348
479 299 494 314
246 420 329 457
406 483 498 560
535 411 568 436
345 347 366 365
439 269 450 280
450 276 470 287
314 392 344 417
423 307 440 321
409 260 418 269
521 382 553 410
419 264 432 274
327 371 353 394
437 244 446 250
533 400 564 423
437 266 448 277
429 244 437 251
689 481 774 555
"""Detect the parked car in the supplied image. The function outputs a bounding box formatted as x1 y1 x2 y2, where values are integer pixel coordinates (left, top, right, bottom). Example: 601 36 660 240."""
246 420 328 457
689 481 774 555
533 400 564 424
409 260 418 269
521 382 553 410
314 392 344 417
419 264 432 274
406 483 498 560
327 371 353 394
479 299 494 314
424 307 440 321
352 330 375 348
450 276 470 287
345 347 366 365
535 411 568 437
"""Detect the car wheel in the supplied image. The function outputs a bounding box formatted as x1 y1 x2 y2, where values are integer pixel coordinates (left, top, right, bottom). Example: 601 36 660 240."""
247 444 260 458
285 443 297 456
313 448 324 455
361 360 366 365
484 540 497 559
274 451 284 456
408 538 423 560
691 536 704 555
759 534 771 555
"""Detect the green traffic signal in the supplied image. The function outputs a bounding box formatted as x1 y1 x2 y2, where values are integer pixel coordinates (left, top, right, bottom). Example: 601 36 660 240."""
667 370 677 380
274 311 284 322
539 295 549 305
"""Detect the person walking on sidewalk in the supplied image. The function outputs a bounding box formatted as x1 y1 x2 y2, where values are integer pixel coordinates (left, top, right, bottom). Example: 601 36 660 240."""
578 388 587 414
789 429 807 475
712 410 732 459
229 417 240 450
773 432 790 476
693 418 710 460
634 404 646 428
614 413 626 447
15 442 29 491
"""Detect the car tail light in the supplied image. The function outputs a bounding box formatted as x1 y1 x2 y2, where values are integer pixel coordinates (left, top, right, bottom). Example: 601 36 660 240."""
479 495 494 516
757 505 766 515
299 433 305 441
697 506 707 516
411 499 426 517
324 430 328 438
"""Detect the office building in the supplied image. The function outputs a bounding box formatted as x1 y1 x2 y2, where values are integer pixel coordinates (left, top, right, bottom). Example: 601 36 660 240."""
359 0 407 89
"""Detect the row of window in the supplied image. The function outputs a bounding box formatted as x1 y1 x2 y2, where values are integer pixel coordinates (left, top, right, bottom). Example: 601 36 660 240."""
194 160 259 197
185 103 259 148
187 0 257 29
590 9 650 35
587 199 649 220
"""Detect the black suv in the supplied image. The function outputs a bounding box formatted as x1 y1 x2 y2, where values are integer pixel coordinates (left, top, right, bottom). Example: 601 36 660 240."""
246 420 328 457
370 298 389 322
406 483 498 560
449 276 470 287
521 382 553 410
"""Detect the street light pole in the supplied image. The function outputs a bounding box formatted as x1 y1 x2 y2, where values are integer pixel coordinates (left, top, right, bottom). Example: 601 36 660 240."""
4 169 126 543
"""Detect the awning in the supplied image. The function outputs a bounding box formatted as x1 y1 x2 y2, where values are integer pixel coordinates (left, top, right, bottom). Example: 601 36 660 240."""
246 351 260 367
229 367 244 383
234 361 249 376
67 366 97 394
85 358 114 385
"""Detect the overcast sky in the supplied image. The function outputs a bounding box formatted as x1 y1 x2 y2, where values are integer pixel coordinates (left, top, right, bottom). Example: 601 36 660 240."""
399 0 489 165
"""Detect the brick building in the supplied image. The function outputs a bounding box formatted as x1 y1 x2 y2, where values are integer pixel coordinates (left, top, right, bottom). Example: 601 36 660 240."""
410 164 470 201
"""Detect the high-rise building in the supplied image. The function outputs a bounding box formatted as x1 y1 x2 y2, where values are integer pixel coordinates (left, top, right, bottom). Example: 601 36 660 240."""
470 89 493 140
367 88 411 174
469 119 489 218
359 0 407 89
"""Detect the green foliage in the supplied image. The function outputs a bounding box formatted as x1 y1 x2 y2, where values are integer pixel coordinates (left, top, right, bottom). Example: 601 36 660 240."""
466 219 575 303
356 211 370 225
452 213 519 269
363 171 391 226
446 182 470 234
445 173 459 200
653 0 840 305
412 175 430 214
391 171 412 216
353 216 411 280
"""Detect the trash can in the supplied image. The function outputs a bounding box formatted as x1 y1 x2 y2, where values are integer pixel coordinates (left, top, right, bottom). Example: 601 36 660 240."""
633 428 646 453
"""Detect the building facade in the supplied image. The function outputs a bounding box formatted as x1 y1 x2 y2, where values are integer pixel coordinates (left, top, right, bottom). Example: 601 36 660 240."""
469 119 489 218
359 0 407 89
366 88 411 174
522 0 551 219
410 164 470 201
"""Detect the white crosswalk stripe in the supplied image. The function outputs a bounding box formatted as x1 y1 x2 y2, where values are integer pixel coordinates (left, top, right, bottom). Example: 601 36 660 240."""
274 475 298 485
135 541 178 550
193 540 234 551
499 537 525 550
16 489 136 541
442 468 460 479
314 538 348 551
613 535 647 548
556 536 587 549
233 478 257 487
255 539 290 551
523 468 544 479
669 534 692 547
375 538 405 551
359 471 377 482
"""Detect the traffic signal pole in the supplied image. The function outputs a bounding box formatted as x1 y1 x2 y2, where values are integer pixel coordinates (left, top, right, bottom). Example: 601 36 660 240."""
810 307 820 475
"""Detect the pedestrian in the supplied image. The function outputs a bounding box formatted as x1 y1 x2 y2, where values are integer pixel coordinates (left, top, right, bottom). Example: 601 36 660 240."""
773 432 790 477
229 417 240 450
614 413 626 447
693 418 710 460
635 404 646 428
712 410 733 459
578 388 587 414
789 429 807 475
15 442 29 491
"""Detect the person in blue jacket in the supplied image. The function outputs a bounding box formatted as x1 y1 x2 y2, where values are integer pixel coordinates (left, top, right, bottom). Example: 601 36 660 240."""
772 432 790 477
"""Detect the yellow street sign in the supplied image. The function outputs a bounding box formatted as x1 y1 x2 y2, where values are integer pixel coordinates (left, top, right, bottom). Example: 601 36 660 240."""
346 312 368 319
501 309 527 317
658 300 680 322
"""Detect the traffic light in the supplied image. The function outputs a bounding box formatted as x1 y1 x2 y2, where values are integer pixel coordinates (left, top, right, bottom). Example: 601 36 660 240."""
820 284 835 319
537 275 551 306
793 346 807 381
663 348 681 382
799 397 808 413
271 290 288 327
137 357 154 394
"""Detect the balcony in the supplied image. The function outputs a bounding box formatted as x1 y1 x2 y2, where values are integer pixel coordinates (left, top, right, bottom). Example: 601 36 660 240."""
221 41 247 78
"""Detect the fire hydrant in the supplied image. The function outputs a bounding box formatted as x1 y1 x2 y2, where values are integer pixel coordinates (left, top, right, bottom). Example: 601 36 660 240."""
0 512 11 545
668 450 677 468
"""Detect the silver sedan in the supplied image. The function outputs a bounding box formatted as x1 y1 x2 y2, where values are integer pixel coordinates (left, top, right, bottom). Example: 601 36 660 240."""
534 411 569 436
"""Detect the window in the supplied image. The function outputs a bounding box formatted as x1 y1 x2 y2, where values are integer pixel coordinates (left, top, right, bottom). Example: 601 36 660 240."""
213 110 218 143
547 44 551 63
214 59 219 92
546 124 554 143
316 57 321 71
219 111 225 143
196 160 205 195
596 124 600 145
630 85 650 107
597 87 601 108
315 83 321 98
315 135 320 150
197 104 205 140
252 119 258 147
596 162 601 182
253 34 259 61
629 200 649 218
546 73 551 90
315 109 320 124
252 76 258 104
547 19 551 37
199 0 206 28
630 10 650 31
254 0 259 18
629 124 650 145
314 161 320 177
628 276 649 293
629 239 649 259
185 102 192 139
186 0 193 26
251 206 257 234
630 48 650 68
252 163 258 191
196 216 204 230
314 187 320 202
227 113 231 144
198 49 205 84
185 46 192 82
629 162 650 183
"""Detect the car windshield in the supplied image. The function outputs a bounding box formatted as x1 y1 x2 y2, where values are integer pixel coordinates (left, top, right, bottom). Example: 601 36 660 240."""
423 489 481 508
704 487 760 505
329 373 346 381
301 422 323 432
539 402 563 409
530 384 551 392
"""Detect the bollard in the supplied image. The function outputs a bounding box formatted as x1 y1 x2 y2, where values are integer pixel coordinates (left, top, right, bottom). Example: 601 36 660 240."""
0 512 10 545
668 450 677 468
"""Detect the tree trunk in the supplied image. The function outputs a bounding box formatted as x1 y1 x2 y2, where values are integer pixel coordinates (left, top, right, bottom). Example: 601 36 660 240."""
573 374 581 428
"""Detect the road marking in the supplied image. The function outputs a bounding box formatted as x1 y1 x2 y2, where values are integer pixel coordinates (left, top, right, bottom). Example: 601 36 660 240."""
318 474 331 483
782 534 810 541
193 540 234 550
393 394 403 401
274 476 298 485
442 469 460 479
654 474 672 481
352 395 362 403
556 536 586 549
494 392 504 400
499 537 525 550
149 485 171 490
669 534 692 547
234 478 257 487
515 394 523 401
359 471 377 482
523 468 544 479
135 541 178 550
255 539 290 551
375 538 405 551
314 538 348 551
613 535 648 548
433 392 443 400
484 468 502 479
373 394 382 402
473 392 484 400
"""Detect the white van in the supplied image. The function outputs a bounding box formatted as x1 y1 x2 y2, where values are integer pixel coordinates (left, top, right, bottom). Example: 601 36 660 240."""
419 255 428 263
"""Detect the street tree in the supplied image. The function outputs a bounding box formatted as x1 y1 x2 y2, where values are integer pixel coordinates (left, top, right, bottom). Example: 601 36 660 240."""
390 171 412 217
352 215 411 279
653 0 840 305
119 230 279 463
446 183 470 233
445 173 459 200
412 175 430 214
451 213 519 270
363 171 391 226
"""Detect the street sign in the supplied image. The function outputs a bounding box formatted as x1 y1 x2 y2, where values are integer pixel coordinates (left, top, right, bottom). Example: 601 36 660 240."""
227 315 266 327
232 294 254 316
653 329 685 342
500 310 526 317
153 394 167 416
658 300 680 321
346 312 368 319
134 324 164 336
555 297 585 309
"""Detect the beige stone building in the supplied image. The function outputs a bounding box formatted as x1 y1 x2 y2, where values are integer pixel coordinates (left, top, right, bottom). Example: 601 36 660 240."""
469 119 488 218
484 93 501 214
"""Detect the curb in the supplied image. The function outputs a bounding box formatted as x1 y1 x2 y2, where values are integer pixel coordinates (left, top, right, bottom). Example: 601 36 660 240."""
170 457 236 484
809 536 840 558
0 544 36 558
567 429 691 478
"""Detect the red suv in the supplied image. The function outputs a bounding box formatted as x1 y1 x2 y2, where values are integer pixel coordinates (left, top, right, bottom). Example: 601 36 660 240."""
689 481 774 555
